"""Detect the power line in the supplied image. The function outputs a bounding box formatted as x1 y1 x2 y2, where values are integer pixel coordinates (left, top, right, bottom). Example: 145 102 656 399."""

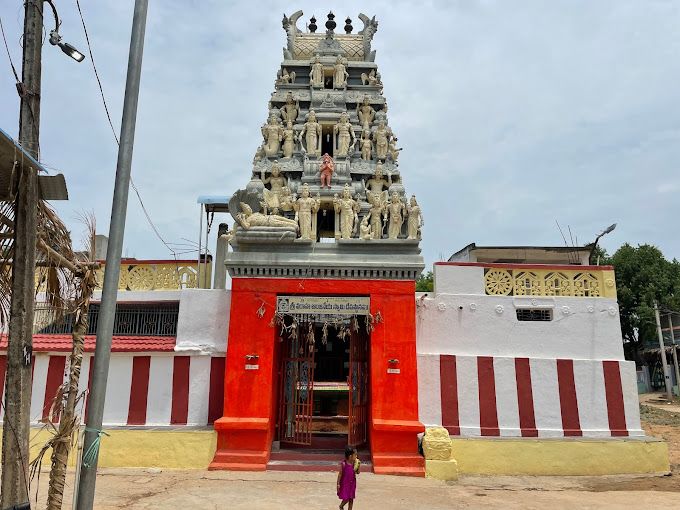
0 13 20 83
74 0 179 259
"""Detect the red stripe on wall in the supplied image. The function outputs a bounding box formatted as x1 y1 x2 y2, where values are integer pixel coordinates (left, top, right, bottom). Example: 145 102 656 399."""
602 361 628 437
171 356 190 425
440 355 460 435
556 359 582 436
515 358 538 437
0 356 6 412
43 356 66 421
477 356 499 436
208 357 226 424
127 356 151 425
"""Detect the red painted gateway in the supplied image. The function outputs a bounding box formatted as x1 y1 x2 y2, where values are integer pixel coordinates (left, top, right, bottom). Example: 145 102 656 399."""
209 11 426 475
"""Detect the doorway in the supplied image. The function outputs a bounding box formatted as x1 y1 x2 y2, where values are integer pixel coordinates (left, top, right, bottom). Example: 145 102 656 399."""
321 124 334 156
277 315 369 448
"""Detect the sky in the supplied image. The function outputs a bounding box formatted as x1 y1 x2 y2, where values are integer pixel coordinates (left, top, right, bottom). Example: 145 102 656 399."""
0 0 679 267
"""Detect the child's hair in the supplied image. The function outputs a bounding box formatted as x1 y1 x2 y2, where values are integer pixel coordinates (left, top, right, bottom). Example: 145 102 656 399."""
344 446 356 459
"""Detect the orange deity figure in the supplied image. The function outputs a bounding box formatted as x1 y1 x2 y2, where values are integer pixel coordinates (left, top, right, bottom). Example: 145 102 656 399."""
319 153 335 188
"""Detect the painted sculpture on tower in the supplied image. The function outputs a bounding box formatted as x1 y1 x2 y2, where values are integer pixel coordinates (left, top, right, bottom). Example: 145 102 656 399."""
320 153 335 188
334 111 356 158
294 183 321 240
310 55 324 88
229 11 423 245
299 110 321 157
386 191 406 239
407 195 423 240
237 203 298 230
334 185 359 239
262 111 284 157
261 161 287 214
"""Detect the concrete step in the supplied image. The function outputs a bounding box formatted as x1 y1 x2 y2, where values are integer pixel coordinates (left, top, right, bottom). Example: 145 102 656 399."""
267 458 373 473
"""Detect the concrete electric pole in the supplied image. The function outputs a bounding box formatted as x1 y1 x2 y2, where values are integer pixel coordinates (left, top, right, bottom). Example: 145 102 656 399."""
1 0 43 507
654 301 674 402
76 1 149 507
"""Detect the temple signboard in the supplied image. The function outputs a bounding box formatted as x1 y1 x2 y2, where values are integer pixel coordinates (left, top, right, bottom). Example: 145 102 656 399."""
276 296 370 316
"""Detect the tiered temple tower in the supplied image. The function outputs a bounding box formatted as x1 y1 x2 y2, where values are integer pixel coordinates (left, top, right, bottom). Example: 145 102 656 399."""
225 11 424 278
213 12 426 476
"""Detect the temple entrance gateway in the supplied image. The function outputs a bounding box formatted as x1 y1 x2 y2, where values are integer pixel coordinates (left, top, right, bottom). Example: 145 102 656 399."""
277 298 370 448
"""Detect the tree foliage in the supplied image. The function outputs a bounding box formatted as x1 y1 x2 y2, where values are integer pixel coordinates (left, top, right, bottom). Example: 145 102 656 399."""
416 270 433 292
605 244 680 361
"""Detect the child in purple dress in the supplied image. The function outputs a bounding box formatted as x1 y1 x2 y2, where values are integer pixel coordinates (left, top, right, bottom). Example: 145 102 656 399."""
337 446 358 509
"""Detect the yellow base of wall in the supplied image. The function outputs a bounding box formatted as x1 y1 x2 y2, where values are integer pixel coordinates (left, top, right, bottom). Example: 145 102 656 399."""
449 437 669 476
2 428 218 470
3 429 669 475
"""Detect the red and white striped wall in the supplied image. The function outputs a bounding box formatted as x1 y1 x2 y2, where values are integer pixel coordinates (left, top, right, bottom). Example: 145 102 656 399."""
0 354 225 426
417 354 644 438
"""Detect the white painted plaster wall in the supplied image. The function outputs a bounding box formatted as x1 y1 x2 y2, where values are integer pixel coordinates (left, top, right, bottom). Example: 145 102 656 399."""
146 356 174 425
91 290 182 302
433 264 484 295
416 294 624 360
175 289 230 355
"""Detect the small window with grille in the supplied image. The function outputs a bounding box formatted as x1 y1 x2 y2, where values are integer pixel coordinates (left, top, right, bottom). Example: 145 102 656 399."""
516 308 552 322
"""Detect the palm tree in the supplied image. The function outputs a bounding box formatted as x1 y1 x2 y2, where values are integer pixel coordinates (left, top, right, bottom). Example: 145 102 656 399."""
1 202 99 510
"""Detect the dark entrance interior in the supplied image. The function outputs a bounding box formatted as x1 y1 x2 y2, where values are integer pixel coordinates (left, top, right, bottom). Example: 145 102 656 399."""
316 206 335 240
321 125 333 156
277 315 369 449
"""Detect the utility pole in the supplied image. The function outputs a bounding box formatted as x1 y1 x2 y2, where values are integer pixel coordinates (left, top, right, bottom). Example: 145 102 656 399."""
654 302 673 402
75 1 148 508
669 314 680 398
1 0 42 507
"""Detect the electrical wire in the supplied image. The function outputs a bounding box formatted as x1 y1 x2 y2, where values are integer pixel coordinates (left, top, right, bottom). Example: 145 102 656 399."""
74 0 180 260
0 13 20 83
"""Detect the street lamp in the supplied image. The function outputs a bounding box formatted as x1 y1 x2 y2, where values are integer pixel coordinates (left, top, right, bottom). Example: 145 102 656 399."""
589 223 617 264
44 0 85 62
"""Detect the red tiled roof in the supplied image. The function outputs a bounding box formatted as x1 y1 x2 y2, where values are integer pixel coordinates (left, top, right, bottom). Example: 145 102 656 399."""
0 334 176 353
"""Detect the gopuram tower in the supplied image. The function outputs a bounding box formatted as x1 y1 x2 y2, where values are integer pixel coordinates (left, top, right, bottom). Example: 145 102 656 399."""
212 12 426 476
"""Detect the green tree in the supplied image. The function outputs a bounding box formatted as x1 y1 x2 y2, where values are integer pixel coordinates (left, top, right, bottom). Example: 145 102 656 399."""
416 270 433 292
608 244 680 362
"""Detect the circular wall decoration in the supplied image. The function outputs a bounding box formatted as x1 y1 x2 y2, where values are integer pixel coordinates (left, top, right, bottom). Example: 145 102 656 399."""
484 269 513 296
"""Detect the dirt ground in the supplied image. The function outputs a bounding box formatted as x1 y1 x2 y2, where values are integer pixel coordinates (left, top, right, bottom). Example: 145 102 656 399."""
25 403 680 509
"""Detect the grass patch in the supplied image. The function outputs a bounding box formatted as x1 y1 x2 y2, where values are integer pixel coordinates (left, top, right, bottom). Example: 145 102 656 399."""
640 405 680 427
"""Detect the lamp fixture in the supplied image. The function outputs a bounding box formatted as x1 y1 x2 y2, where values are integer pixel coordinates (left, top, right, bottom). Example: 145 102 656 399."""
45 0 85 62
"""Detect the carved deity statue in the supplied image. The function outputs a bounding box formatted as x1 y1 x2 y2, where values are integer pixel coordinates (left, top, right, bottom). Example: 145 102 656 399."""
310 55 324 88
407 195 423 240
365 162 391 195
319 153 334 188
236 202 298 230
294 184 321 240
261 111 284 157
373 120 393 161
360 69 382 88
299 110 321 157
356 95 375 128
360 129 372 161
388 136 401 163
333 185 359 239
282 121 296 158
367 191 386 239
360 215 372 240
276 67 296 85
334 111 356 158
386 192 406 239
333 56 349 89
279 186 295 212
280 92 299 124
261 161 287 214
